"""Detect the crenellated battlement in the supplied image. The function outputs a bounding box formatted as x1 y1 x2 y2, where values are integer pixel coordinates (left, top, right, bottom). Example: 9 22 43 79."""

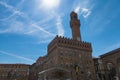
48 35 92 54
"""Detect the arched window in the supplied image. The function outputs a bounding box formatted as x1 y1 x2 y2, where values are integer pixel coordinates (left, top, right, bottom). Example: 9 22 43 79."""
107 63 114 70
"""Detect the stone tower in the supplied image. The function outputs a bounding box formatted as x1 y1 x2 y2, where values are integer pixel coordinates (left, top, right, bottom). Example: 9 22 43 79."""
37 11 96 80
70 11 82 41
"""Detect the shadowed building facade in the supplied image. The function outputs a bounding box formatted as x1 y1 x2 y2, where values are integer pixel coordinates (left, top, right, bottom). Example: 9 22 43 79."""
0 64 30 80
93 48 120 80
31 11 96 80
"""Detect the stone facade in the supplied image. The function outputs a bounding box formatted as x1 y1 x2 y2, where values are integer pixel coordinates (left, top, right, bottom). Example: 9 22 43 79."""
93 58 106 80
29 63 37 80
93 48 120 80
0 64 30 80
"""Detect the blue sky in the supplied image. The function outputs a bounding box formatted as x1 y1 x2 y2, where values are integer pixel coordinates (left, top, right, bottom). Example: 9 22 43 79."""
0 0 120 64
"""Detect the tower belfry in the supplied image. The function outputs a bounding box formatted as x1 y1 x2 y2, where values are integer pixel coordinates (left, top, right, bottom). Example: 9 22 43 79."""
70 11 82 41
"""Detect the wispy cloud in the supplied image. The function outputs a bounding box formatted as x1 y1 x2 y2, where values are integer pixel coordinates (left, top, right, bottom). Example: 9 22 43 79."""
31 23 55 36
0 50 35 63
82 8 91 18
72 0 93 18
0 1 56 43
0 12 16 21
0 1 25 18
56 16 64 36
74 6 91 18
0 20 25 34
0 1 65 44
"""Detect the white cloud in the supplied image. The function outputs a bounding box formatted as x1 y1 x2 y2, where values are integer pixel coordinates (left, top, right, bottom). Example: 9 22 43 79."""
56 16 64 36
0 20 26 34
0 1 14 10
82 8 89 12
8 21 25 33
0 19 55 41
72 0 93 18
0 50 35 63
30 23 55 37
82 8 91 18
0 1 25 17
0 12 16 21
0 29 9 34
0 1 65 44
0 1 56 41
74 6 91 18
74 6 80 13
